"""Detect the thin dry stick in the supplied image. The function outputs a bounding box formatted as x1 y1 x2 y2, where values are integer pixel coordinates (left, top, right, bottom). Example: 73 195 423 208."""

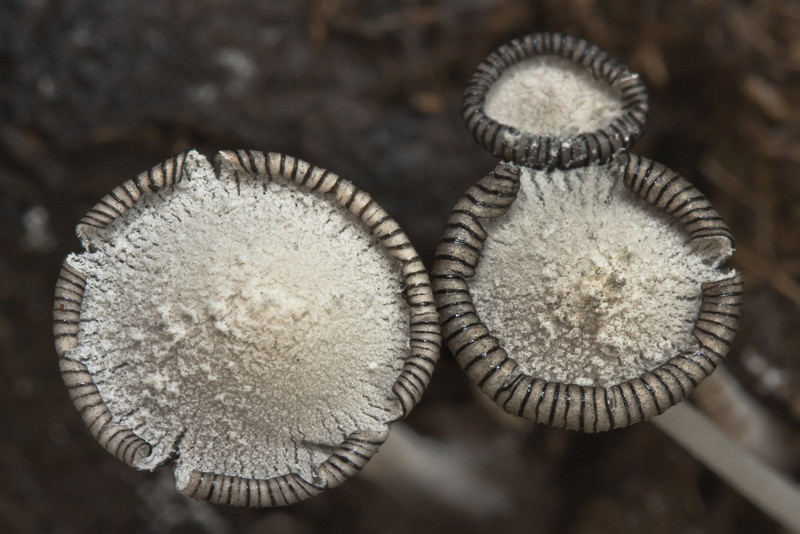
652 402 800 533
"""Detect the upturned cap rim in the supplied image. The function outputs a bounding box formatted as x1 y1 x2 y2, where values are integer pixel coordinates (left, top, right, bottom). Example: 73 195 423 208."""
462 32 649 169
54 149 441 506
432 153 741 432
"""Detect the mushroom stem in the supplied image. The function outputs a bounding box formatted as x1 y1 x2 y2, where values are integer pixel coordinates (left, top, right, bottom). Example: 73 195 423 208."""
652 401 800 532
691 365 790 467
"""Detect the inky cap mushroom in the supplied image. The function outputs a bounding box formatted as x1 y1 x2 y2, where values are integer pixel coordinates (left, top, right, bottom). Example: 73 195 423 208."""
54 150 440 505
433 153 741 431
463 32 648 169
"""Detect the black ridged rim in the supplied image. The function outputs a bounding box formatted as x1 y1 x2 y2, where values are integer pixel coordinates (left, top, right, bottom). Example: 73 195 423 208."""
432 154 741 432
54 150 441 506
462 32 649 169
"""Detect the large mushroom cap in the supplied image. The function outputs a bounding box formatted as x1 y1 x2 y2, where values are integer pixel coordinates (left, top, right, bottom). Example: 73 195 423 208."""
54 150 440 506
433 154 741 432
463 32 649 169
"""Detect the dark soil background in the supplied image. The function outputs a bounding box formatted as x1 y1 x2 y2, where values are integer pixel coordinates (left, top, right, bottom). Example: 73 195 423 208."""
2 1 799 532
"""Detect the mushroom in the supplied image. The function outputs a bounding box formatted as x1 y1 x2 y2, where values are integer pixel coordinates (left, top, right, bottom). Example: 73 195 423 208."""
440 32 740 428
462 32 648 169
54 149 440 506
436 30 800 531
433 154 740 431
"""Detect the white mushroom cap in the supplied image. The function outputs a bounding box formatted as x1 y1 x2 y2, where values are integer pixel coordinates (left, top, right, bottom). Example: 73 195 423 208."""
54 150 439 505
433 154 741 431
484 56 623 138
462 32 648 169
471 163 730 387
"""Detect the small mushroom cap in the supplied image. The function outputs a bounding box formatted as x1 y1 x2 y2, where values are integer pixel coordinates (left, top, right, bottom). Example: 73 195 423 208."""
54 150 439 505
433 154 741 432
485 56 624 139
463 32 649 169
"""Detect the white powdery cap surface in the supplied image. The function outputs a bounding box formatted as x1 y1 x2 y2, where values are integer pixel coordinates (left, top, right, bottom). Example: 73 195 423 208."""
471 164 731 387
483 56 623 137
66 151 409 483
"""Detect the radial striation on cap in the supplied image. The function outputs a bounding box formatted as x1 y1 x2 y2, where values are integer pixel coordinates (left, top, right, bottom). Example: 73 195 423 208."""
54 150 440 505
463 32 649 169
432 154 741 432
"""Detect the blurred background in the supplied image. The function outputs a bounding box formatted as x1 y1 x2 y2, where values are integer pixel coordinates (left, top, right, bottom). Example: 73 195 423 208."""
2 0 799 532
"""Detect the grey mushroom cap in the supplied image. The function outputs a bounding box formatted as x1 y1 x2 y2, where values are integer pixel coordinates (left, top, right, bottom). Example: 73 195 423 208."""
463 32 649 169
432 152 741 432
53 150 440 506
